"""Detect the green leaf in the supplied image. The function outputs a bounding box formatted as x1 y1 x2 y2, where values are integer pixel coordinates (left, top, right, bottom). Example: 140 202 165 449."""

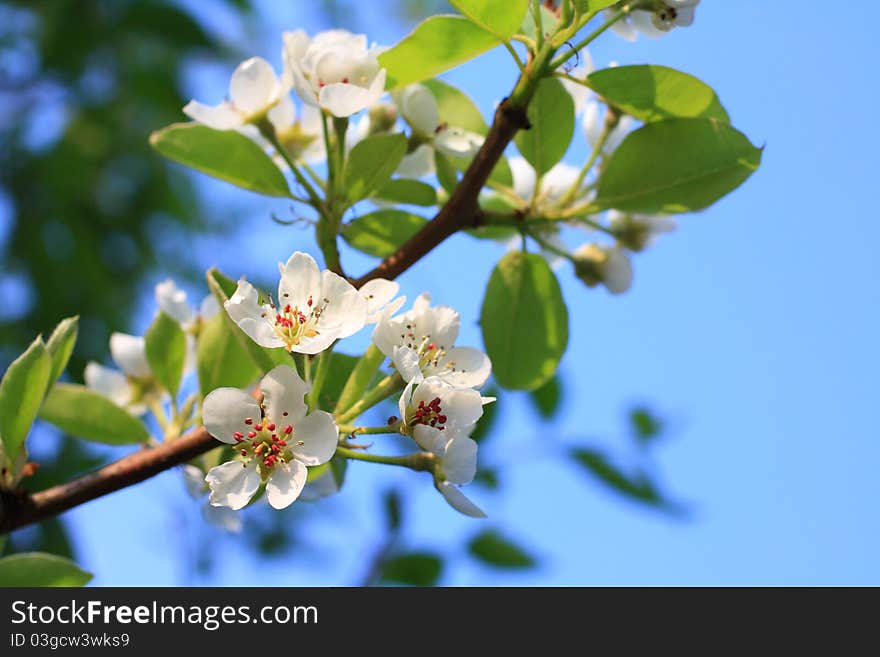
434 151 459 195
384 488 403 532
519 4 559 39
449 0 529 39
333 345 385 414
317 352 359 411
529 375 563 419
144 311 187 398
150 122 291 197
468 529 536 569
342 210 427 259
39 384 150 445
576 0 618 12
0 552 92 587
379 15 500 89
514 77 574 175
595 118 762 213
45 316 79 390
630 406 664 446
380 552 443 586
344 133 407 203
587 65 729 123
571 447 665 506
197 313 261 397
0 336 51 461
374 179 437 206
481 252 569 390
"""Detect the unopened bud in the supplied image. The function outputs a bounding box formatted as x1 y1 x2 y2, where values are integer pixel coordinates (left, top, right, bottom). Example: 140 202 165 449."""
368 102 398 135
573 243 633 295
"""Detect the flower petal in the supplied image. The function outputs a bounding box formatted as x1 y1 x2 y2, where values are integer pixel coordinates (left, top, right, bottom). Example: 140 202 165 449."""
359 278 400 323
230 56 280 113
603 249 633 295
109 333 151 379
413 423 446 453
155 279 193 326
183 100 244 130
319 68 386 118
202 504 243 533
392 346 423 383
278 251 322 312
260 364 309 425
397 143 435 178
268 94 296 130
437 481 486 518
182 464 206 499
265 459 308 509
203 387 262 444
291 410 338 466
399 84 438 135
83 362 131 408
434 128 483 158
442 436 477 485
434 346 491 388
206 461 260 510
318 270 368 339
291 332 338 355
224 279 285 349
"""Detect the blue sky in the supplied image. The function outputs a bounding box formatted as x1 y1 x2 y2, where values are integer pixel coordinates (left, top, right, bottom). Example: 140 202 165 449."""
47 2 880 585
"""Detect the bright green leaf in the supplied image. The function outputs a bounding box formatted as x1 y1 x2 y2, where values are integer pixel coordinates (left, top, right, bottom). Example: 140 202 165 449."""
519 4 559 39
587 65 729 123
434 152 459 195
317 352 358 411
0 553 92 587
571 447 666 506
45 316 79 390
576 0 618 12
39 384 150 445
380 552 443 586
514 77 574 174
197 313 261 396
595 118 762 213
342 210 427 258
379 15 499 89
374 179 437 206
333 345 384 415
468 529 536 569
0 337 51 461
145 312 187 398
344 133 407 203
481 252 569 390
450 0 529 38
150 122 291 197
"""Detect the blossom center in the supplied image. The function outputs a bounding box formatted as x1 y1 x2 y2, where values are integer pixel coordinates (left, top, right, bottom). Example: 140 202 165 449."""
234 415 299 473
409 396 447 431
265 296 327 351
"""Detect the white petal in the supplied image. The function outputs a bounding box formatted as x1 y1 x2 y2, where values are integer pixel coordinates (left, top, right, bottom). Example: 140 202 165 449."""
319 69 386 118
509 156 536 201
397 144 435 178
201 504 243 533
318 270 368 339
199 294 220 319
609 14 638 41
443 386 486 433
230 56 280 113
84 362 131 408
603 249 633 295
224 279 285 349
675 6 696 26
109 333 151 379
155 279 193 326
423 304 460 349
582 100 603 148
202 387 261 444
392 346 423 383
433 346 491 388
290 332 338 356
434 128 483 158
268 95 296 130
266 460 308 509
206 461 260 511
412 292 432 314
291 410 338 466
183 100 244 130
282 29 311 88
442 436 477 485
359 279 400 322
413 423 447 453
260 364 309 425
182 465 206 499
399 380 415 425
630 10 665 37
278 251 322 311
437 481 486 518
399 84 438 135
299 470 340 501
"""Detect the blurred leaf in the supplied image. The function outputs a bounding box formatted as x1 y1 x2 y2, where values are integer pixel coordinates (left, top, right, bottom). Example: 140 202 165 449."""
379 15 499 89
344 133 408 203
197 313 261 396
150 123 291 197
45 316 79 390
514 77 574 175
528 375 563 419
450 0 529 38
332 346 383 414
330 455 348 489
468 529 536 569
342 210 427 258
481 252 568 390
39 384 150 445
473 467 500 489
4 517 76 561
374 179 438 206
0 552 92 587
595 118 762 213
576 0 618 12
434 151 459 194
571 447 665 506
587 65 729 123
25 439 106 491
0 336 51 461
145 311 187 398
384 488 403 532
630 406 664 445
519 4 559 39
119 4 213 48
380 551 443 586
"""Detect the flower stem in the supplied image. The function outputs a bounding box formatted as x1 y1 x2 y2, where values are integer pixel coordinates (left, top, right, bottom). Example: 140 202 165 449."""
549 8 628 70
337 424 400 436
336 373 404 425
556 110 617 208
335 446 434 472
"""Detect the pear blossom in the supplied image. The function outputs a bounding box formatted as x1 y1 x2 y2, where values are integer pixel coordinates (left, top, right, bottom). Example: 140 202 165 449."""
573 243 633 295
262 96 326 164
395 84 484 164
436 480 486 518
372 293 491 388
184 57 287 130
84 333 163 415
203 365 338 510
510 157 585 209
155 278 219 372
607 1 699 41
224 251 367 355
284 29 387 118
182 465 243 533
609 210 678 252
358 278 405 324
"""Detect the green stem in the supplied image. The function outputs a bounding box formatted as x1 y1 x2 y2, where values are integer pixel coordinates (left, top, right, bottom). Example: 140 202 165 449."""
335 446 434 472
258 120 324 212
336 373 404 425
308 343 334 413
556 112 616 208
530 230 573 262
322 112 335 189
337 424 400 436
503 41 525 71
549 9 627 70
531 0 545 50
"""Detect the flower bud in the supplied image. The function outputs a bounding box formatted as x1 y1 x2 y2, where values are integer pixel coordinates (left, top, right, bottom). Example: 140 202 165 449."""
609 211 677 253
367 102 398 135
573 243 633 295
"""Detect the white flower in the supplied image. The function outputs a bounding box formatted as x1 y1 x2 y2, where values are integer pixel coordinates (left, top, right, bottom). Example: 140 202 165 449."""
436 480 486 518
609 210 678 252
358 278 405 324
284 29 387 118
266 96 325 164
182 465 242 533
203 365 338 510
608 1 699 41
373 293 491 388
510 157 584 208
84 333 162 415
155 279 219 372
558 54 595 116
573 243 633 295
184 57 287 130
582 97 636 153
224 251 368 355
